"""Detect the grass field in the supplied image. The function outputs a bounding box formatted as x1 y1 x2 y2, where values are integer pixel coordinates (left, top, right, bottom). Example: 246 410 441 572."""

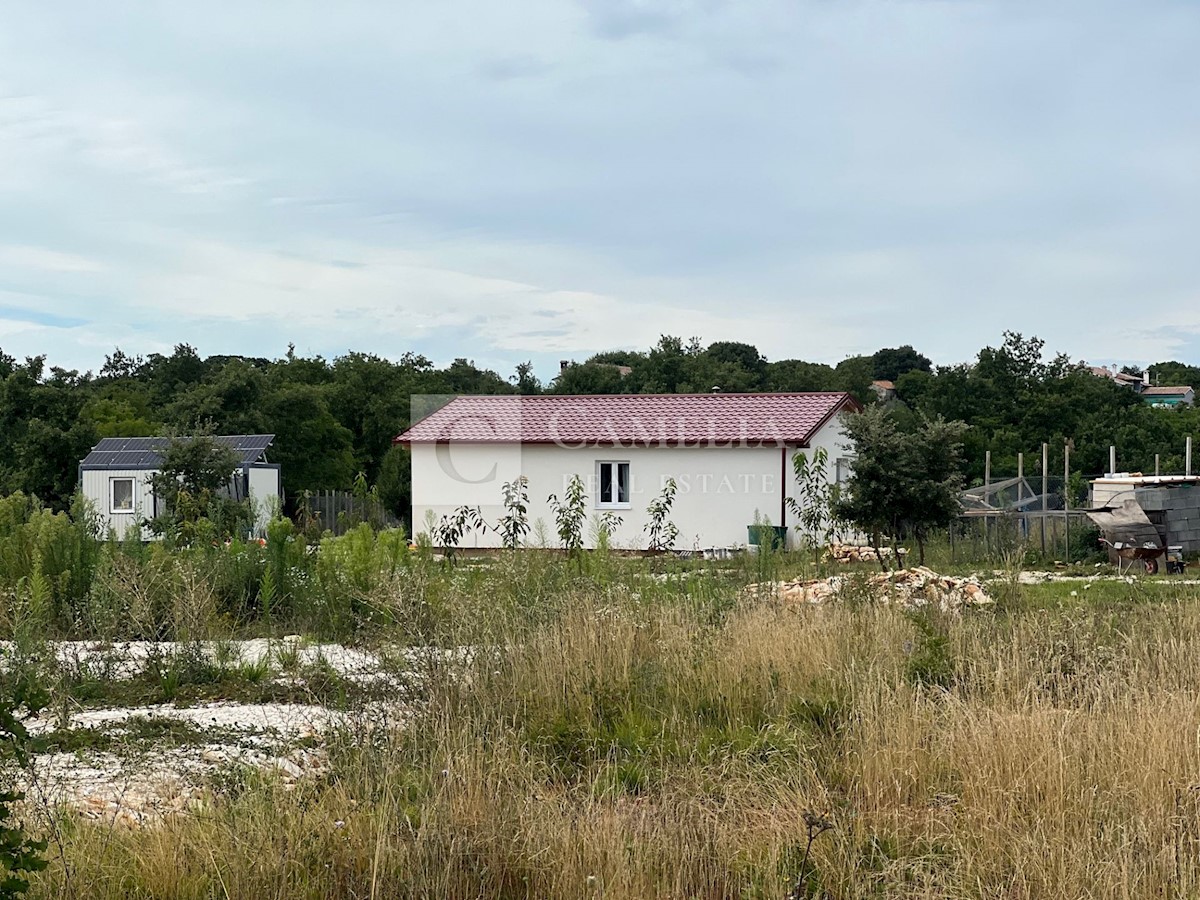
4 512 1200 898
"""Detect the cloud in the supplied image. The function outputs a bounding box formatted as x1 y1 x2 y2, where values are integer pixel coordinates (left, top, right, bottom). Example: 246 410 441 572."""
0 244 104 273
0 89 249 197
477 56 555 82
0 301 88 329
0 1 1199 379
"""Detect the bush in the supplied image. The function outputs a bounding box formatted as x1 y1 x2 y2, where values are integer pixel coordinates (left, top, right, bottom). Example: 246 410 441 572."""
0 668 48 900
311 525 410 636
0 492 102 635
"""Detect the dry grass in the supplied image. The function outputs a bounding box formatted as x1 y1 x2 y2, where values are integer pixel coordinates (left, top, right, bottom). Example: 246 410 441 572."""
20 562 1200 899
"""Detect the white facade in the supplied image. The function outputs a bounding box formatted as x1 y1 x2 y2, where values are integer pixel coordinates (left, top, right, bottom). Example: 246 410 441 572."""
247 466 282 532
411 415 853 550
81 465 281 539
81 468 159 539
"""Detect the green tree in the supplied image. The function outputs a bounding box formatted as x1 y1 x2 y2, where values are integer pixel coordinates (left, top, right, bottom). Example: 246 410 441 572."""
644 478 680 552
142 343 207 407
262 384 356 496
329 352 441 485
374 445 411 521
833 355 876 403
836 406 967 568
548 475 587 564
786 447 842 556
552 362 629 394
166 358 269 435
871 345 932 382
510 361 542 395
1148 361 1200 388
765 359 837 392
148 435 247 543
0 357 95 508
1 669 48 900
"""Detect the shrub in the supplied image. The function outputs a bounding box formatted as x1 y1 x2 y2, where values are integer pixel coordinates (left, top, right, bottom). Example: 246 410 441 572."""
0 665 48 900
0 492 102 635
644 478 680 552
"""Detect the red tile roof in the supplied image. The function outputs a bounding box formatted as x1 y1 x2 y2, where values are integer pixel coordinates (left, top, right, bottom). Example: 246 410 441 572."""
395 393 857 448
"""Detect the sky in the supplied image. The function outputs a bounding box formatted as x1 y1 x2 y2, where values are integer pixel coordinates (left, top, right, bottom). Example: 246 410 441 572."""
3 1 1200 382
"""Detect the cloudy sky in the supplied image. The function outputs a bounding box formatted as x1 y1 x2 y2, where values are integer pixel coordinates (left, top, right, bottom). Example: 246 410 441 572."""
2 1 1199 380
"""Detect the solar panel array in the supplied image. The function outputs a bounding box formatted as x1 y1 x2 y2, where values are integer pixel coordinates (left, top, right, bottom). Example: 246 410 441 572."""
81 435 275 469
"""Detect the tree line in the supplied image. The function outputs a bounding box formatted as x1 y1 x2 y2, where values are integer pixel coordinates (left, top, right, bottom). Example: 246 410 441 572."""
3 332 1200 520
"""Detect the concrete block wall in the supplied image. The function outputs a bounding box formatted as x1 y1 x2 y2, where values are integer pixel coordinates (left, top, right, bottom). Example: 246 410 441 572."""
1137 486 1200 552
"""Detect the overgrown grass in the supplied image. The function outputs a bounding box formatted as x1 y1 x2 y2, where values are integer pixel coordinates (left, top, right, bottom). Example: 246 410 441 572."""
7 501 1200 897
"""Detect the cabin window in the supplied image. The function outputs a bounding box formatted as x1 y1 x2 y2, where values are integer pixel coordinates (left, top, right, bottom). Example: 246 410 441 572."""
111 477 135 513
596 461 631 508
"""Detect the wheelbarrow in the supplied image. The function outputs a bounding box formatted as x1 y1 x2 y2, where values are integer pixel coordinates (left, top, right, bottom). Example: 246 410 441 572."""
1087 498 1175 576
1098 537 1164 574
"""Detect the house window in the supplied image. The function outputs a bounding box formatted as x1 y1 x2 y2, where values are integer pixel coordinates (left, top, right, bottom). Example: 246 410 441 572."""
111 477 135 513
596 461 631 508
835 458 853 485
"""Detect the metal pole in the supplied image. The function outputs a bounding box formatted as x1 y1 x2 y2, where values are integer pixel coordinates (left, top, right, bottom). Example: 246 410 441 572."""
1064 443 1071 561
1041 442 1049 555
984 450 992 557
1110 445 1117 477
1188 436 1193 477
1156 454 1161 477
1017 452 1025 539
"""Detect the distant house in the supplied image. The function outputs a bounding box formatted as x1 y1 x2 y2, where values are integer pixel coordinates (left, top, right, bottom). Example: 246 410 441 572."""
79 435 280 539
1086 364 1149 390
559 360 633 377
870 380 896 401
395 392 859 551
1141 386 1195 408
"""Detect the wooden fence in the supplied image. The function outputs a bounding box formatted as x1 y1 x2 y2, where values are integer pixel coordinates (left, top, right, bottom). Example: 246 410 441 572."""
296 490 402 537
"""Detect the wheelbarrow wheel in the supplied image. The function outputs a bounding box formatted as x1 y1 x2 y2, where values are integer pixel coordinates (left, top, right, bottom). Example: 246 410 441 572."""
1144 557 1159 575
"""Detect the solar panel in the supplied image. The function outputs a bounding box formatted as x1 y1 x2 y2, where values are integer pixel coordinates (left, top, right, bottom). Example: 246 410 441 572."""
81 435 275 469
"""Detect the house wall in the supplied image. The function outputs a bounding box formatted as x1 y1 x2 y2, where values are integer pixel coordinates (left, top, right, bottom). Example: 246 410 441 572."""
411 414 853 551
82 465 282 540
247 466 282 536
785 417 856 541
1144 391 1195 408
81 468 158 539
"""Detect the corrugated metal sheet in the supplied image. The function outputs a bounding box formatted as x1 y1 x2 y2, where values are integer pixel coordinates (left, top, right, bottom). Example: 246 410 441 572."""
81 435 274 469
394 394 856 448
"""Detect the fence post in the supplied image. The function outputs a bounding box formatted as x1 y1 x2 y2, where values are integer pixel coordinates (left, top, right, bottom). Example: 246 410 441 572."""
1041 442 1048 555
984 450 992 558
1064 443 1071 560
1017 452 1026 540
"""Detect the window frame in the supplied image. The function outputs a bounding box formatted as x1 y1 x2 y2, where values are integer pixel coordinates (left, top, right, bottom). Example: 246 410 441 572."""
835 457 854 485
595 460 632 509
110 477 136 514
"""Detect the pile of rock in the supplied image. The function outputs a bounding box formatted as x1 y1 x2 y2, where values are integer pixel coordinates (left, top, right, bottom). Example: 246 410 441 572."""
744 566 992 613
824 543 908 564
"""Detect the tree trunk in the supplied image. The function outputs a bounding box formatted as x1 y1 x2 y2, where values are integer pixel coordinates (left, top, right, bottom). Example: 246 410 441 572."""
916 531 926 567
871 530 888 573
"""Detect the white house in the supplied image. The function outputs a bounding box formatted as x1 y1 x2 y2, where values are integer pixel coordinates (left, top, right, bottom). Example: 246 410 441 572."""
79 435 281 539
395 393 859 551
